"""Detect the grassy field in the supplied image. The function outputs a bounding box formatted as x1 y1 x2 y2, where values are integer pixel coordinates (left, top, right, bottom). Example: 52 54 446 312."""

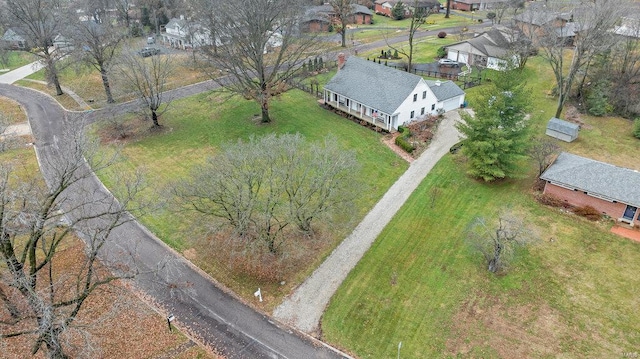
0 51 36 72
0 96 27 124
15 80 86 111
321 55 640 357
93 89 408 306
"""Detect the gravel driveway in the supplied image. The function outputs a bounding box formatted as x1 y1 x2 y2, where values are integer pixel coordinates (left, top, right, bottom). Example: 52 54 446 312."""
274 110 466 334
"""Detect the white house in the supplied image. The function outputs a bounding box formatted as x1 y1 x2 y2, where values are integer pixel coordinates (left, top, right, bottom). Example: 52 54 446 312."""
162 16 216 49
323 54 465 131
444 26 521 70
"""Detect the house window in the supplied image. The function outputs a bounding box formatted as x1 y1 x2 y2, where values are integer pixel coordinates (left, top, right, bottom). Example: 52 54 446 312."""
334 94 338 101
413 94 417 102
421 107 425 115
346 99 350 107
410 110 415 119
422 91 427 99
431 104 435 111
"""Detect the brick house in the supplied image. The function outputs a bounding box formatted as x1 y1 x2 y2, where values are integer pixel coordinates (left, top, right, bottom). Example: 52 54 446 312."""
513 7 579 46
323 54 465 132
541 152 640 225
302 4 373 33
374 0 439 18
450 0 511 12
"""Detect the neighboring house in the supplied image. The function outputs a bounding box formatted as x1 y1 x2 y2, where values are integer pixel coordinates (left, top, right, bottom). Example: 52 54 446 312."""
374 0 439 18
513 9 577 45
1 28 29 50
450 0 511 11
443 26 521 70
613 15 640 39
301 4 373 33
53 34 73 52
545 117 579 142
541 152 640 225
323 54 465 131
162 16 214 50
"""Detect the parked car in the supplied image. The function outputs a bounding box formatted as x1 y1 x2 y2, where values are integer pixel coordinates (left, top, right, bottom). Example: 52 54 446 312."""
139 47 161 57
147 36 155 45
438 58 459 67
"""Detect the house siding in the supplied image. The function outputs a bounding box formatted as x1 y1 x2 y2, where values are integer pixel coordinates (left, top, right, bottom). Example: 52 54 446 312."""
395 81 439 127
545 129 574 142
543 183 633 220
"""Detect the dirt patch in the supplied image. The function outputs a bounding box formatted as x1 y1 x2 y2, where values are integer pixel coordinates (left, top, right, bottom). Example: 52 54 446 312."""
446 292 576 358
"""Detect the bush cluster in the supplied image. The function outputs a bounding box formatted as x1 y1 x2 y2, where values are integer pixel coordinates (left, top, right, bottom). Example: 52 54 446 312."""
537 193 572 209
633 118 640 139
395 126 415 153
437 31 447 38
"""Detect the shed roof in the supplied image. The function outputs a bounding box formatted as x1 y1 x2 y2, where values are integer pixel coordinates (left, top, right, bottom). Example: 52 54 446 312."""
541 152 640 207
547 117 579 135
324 56 464 114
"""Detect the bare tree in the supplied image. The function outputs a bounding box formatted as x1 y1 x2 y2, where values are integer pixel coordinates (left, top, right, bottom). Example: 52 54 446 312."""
0 128 145 359
71 20 124 104
329 0 356 48
116 52 175 127
113 0 133 29
195 0 322 123
2 0 71 96
174 133 359 254
529 137 560 176
444 0 450 19
384 0 436 73
532 0 624 118
491 0 523 25
466 212 536 273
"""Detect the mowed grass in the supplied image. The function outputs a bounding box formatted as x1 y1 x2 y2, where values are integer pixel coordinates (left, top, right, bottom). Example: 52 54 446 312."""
0 51 37 71
322 55 640 357
323 155 640 358
94 89 408 302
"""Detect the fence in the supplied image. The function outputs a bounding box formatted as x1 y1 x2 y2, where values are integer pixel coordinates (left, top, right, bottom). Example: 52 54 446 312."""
382 62 484 89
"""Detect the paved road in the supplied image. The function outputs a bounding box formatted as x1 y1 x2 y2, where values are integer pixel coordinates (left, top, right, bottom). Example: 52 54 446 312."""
0 84 349 359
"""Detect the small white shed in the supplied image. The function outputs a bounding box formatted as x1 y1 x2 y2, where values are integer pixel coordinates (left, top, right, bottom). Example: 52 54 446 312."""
546 117 579 142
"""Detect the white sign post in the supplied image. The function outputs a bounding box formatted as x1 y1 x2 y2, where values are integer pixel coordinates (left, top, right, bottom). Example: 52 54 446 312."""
254 288 263 302
167 314 175 332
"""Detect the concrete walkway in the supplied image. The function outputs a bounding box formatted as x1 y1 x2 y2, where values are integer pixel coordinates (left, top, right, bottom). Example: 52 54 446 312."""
274 110 465 334
21 79 91 110
0 60 45 84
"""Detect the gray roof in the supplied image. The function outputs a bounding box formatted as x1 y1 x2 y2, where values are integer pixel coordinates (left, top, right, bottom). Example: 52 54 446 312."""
324 56 464 114
426 79 465 101
166 18 188 30
446 28 514 58
1 28 27 42
324 56 424 114
547 117 579 135
304 4 372 22
541 152 640 207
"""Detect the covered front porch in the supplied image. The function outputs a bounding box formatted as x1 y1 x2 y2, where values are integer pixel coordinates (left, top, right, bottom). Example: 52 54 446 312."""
323 90 398 132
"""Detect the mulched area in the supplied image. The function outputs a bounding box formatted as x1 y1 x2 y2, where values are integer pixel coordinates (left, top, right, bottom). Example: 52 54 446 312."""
610 225 640 243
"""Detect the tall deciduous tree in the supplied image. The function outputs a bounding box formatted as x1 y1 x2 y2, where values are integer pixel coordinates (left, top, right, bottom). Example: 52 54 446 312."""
2 0 71 95
384 0 436 73
72 20 124 103
116 52 174 127
456 69 531 181
196 0 321 123
0 129 144 359
530 0 624 118
329 0 355 48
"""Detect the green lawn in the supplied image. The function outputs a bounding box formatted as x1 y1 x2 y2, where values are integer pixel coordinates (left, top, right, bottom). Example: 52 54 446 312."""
0 51 36 72
93 89 408 305
323 154 640 358
321 55 640 357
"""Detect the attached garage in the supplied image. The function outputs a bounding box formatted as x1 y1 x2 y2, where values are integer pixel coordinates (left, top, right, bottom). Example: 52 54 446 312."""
427 80 465 112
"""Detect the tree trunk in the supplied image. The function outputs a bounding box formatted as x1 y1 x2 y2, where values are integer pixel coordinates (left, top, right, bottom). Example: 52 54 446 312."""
52 73 63 96
100 68 114 103
445 0 451 18
260 96 270 123
488 241 502 273
341 27 346 48
151 110 160 127
44 331 69 359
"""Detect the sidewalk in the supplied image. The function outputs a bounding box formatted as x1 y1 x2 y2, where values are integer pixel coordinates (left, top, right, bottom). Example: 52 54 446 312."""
274 110 465 334
0 60 45 84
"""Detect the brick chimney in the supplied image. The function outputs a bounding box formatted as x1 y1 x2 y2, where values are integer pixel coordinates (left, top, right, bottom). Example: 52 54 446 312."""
337 53 346 70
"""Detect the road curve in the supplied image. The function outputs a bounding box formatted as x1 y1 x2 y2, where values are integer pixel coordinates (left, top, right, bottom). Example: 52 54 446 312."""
0 84 349 358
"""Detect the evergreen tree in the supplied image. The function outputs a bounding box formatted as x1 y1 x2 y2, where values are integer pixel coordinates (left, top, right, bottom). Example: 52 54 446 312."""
456 70 532 181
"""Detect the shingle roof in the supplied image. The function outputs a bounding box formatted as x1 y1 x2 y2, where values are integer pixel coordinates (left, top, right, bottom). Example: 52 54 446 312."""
426 80 465 101
1 28 27 42
445 27 517 58
547 117 579 135
324 56 424 114
541 152 640 207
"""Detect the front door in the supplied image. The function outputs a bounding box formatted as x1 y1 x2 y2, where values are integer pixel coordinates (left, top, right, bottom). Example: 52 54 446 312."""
623 205 638 221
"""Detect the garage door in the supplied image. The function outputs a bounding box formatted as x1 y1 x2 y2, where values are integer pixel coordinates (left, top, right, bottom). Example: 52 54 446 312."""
442 97 460 112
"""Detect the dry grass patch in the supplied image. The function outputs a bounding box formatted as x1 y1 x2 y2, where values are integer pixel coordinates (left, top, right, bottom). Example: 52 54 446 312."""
14 80 86 111
0 96 27 124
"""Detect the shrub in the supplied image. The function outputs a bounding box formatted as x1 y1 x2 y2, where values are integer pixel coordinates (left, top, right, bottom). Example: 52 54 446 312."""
395 135 415 153
437 31 447 38
573 205 602 221
537 193 572 209
633 118 640 139
436 46 447 58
